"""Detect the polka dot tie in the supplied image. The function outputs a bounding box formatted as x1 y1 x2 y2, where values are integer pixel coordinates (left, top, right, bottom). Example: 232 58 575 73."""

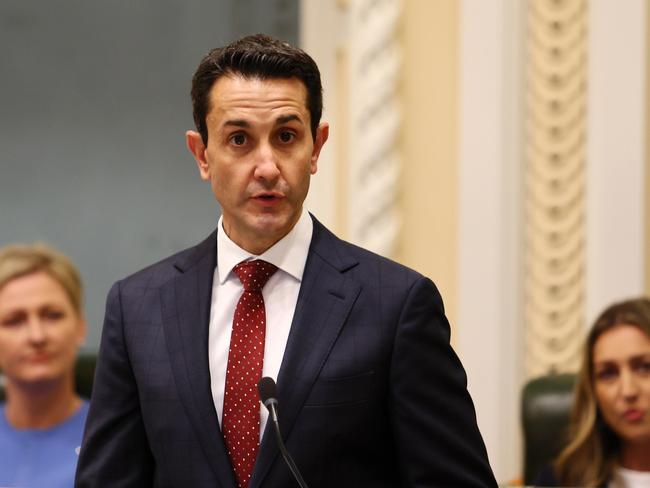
222 259 278 488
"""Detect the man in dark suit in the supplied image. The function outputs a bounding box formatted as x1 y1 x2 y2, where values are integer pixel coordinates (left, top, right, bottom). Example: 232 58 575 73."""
76 34 497 487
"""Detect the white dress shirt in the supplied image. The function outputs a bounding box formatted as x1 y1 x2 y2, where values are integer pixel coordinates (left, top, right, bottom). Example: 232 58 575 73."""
208 210 313 440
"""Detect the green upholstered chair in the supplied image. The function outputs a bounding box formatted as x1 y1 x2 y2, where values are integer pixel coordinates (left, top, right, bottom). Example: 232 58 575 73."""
0 353 96 402
521 373 576 485
73 353 97 399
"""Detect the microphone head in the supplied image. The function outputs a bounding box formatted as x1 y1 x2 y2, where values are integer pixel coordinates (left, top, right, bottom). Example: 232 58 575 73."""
257 376 278 408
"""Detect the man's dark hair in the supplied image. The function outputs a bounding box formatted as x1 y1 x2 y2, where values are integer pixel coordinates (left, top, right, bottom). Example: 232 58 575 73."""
191 34 323 144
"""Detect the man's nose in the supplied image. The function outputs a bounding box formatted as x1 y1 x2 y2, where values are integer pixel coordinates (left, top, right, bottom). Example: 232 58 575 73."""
254 142 281 181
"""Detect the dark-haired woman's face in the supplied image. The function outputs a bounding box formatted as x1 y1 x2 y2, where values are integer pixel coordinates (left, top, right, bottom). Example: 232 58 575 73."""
593 324 650 444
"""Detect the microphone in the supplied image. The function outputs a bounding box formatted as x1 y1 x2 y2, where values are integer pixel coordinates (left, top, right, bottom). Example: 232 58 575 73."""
257 377 309 488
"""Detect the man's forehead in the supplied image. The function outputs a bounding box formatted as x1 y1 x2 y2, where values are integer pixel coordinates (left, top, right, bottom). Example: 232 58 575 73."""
207 75 308 113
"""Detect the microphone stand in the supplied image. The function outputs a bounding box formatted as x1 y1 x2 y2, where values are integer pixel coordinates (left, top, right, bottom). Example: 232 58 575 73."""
258 377 309 488
267 402 309 488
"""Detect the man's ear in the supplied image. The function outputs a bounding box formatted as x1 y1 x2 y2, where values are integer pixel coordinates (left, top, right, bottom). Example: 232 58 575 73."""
310 122 329 175
186 130 210 180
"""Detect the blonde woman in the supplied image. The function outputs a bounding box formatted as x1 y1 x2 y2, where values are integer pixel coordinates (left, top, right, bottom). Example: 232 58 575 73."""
0 243 88 488
536 297 650 487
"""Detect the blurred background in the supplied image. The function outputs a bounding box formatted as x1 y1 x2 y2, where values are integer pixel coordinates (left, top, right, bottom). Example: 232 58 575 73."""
0 0 298 348
1 0 648 483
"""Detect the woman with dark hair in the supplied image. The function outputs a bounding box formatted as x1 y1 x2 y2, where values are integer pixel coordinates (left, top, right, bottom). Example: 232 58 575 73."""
536 297 650 487
0 243 89 488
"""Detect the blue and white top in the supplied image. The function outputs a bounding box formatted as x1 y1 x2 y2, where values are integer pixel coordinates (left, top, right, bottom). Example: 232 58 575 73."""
0 401 89 488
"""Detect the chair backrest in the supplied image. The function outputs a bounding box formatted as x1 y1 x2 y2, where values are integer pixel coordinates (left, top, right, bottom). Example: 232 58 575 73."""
73 353 97 399
0 353 97 402
521 373 576 485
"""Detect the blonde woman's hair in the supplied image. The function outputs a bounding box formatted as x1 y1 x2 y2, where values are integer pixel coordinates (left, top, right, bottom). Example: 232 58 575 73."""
0 243 83 313
554 297 650 486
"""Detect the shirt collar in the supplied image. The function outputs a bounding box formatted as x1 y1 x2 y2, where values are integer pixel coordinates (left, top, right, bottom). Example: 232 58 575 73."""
216 210 313 284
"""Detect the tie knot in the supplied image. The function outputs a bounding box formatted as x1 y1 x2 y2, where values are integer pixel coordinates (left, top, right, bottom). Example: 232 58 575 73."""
233 260 278 292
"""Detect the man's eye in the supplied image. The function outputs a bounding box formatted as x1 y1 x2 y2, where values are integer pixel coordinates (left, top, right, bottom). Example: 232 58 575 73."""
278 131 295 143
230 133 247 146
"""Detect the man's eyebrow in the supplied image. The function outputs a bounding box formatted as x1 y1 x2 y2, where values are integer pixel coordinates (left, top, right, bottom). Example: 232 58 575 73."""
222 115 303 128
276 114 303 125
223 119 250 128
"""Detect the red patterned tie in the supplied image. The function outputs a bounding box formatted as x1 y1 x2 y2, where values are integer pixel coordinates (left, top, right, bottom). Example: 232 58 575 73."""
222 259 278 488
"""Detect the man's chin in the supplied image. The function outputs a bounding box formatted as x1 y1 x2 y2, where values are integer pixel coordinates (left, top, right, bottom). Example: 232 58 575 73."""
250 212 298 235
223 211 301 252
244 214 297 247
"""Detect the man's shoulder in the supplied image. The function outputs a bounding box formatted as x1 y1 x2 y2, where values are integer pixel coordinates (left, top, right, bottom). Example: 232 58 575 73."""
311 217 424 283
342 239 424 285
118 247 191 286
116 230 216 290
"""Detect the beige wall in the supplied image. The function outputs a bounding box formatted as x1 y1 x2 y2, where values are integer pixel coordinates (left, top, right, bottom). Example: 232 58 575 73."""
398 0 459 327
647 3 650 296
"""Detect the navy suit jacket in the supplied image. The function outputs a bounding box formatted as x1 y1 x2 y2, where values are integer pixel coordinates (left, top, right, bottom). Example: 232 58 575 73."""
76 216 496 487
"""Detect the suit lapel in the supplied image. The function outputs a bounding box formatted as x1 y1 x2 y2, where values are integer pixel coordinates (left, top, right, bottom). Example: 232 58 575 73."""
251 218 361 487
160 231 236 488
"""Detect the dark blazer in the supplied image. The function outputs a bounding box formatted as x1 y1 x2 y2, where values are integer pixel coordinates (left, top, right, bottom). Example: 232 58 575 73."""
533 464 608 488
533 465 560 487
75 217 496 487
